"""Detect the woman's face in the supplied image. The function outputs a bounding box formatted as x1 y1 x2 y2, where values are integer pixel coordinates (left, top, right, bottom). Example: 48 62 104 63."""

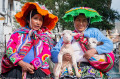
74 14 88 32
28 14 43 30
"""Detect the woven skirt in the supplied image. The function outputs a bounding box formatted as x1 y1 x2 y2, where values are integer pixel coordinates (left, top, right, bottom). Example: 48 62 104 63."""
1 66 47 79
60 62 112 79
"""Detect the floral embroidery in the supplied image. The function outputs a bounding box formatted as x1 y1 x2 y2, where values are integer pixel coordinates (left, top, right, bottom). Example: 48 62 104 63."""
61 66 111 78
6 47 14 57
9 53 21 64
35 60 40 66
32 57 42 69
10 57 15 63
78 69 83 75
88 67 95 75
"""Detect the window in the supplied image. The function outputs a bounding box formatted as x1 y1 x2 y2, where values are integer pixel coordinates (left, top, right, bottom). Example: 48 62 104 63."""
2 0 5 12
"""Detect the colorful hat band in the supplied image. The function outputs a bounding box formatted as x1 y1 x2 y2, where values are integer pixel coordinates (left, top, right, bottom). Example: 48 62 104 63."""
62 7 102 23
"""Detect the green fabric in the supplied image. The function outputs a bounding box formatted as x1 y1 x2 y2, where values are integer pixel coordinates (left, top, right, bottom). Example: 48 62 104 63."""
61 66 111 79
62 7 103 23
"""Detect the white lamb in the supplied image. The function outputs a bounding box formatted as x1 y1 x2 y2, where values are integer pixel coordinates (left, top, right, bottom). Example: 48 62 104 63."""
54 30 81 79
88 38 107 62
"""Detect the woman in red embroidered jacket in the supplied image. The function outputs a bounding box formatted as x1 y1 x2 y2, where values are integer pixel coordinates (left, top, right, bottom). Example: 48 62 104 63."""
1 2 58 79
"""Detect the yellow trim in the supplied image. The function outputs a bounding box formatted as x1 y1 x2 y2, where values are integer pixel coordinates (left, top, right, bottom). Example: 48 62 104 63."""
66 7 99 15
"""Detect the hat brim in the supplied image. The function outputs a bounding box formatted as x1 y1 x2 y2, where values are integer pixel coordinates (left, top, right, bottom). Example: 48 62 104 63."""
15 2 58 30
62 7 102 23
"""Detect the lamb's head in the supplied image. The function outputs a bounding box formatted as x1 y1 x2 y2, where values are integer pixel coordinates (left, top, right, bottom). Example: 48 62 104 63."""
88 38 103 49
61 30 77 43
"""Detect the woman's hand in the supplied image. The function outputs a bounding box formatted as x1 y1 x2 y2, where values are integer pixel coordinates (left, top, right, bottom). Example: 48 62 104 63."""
18 60 35 74
63 53 72 61
83 48 97 60
28 65 35 74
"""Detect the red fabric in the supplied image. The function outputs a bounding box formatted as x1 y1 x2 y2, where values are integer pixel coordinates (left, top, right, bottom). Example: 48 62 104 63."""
89 51 115 72
41 68 51 75
74 30 115 72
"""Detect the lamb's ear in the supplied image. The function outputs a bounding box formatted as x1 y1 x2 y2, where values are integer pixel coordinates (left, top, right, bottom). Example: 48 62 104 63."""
97 42 104 46
55 32 61 36
72 33 79 36
59 32 64 37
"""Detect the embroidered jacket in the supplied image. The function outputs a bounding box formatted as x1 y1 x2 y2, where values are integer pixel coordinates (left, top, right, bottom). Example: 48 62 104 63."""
1 27 55 75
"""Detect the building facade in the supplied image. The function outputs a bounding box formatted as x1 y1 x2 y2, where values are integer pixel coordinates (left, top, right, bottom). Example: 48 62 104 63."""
0 0 21 55
0 0 21 44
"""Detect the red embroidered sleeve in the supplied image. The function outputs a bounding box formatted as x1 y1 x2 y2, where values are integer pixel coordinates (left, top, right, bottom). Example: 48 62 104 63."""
30 42 51 70
6 33 22 65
